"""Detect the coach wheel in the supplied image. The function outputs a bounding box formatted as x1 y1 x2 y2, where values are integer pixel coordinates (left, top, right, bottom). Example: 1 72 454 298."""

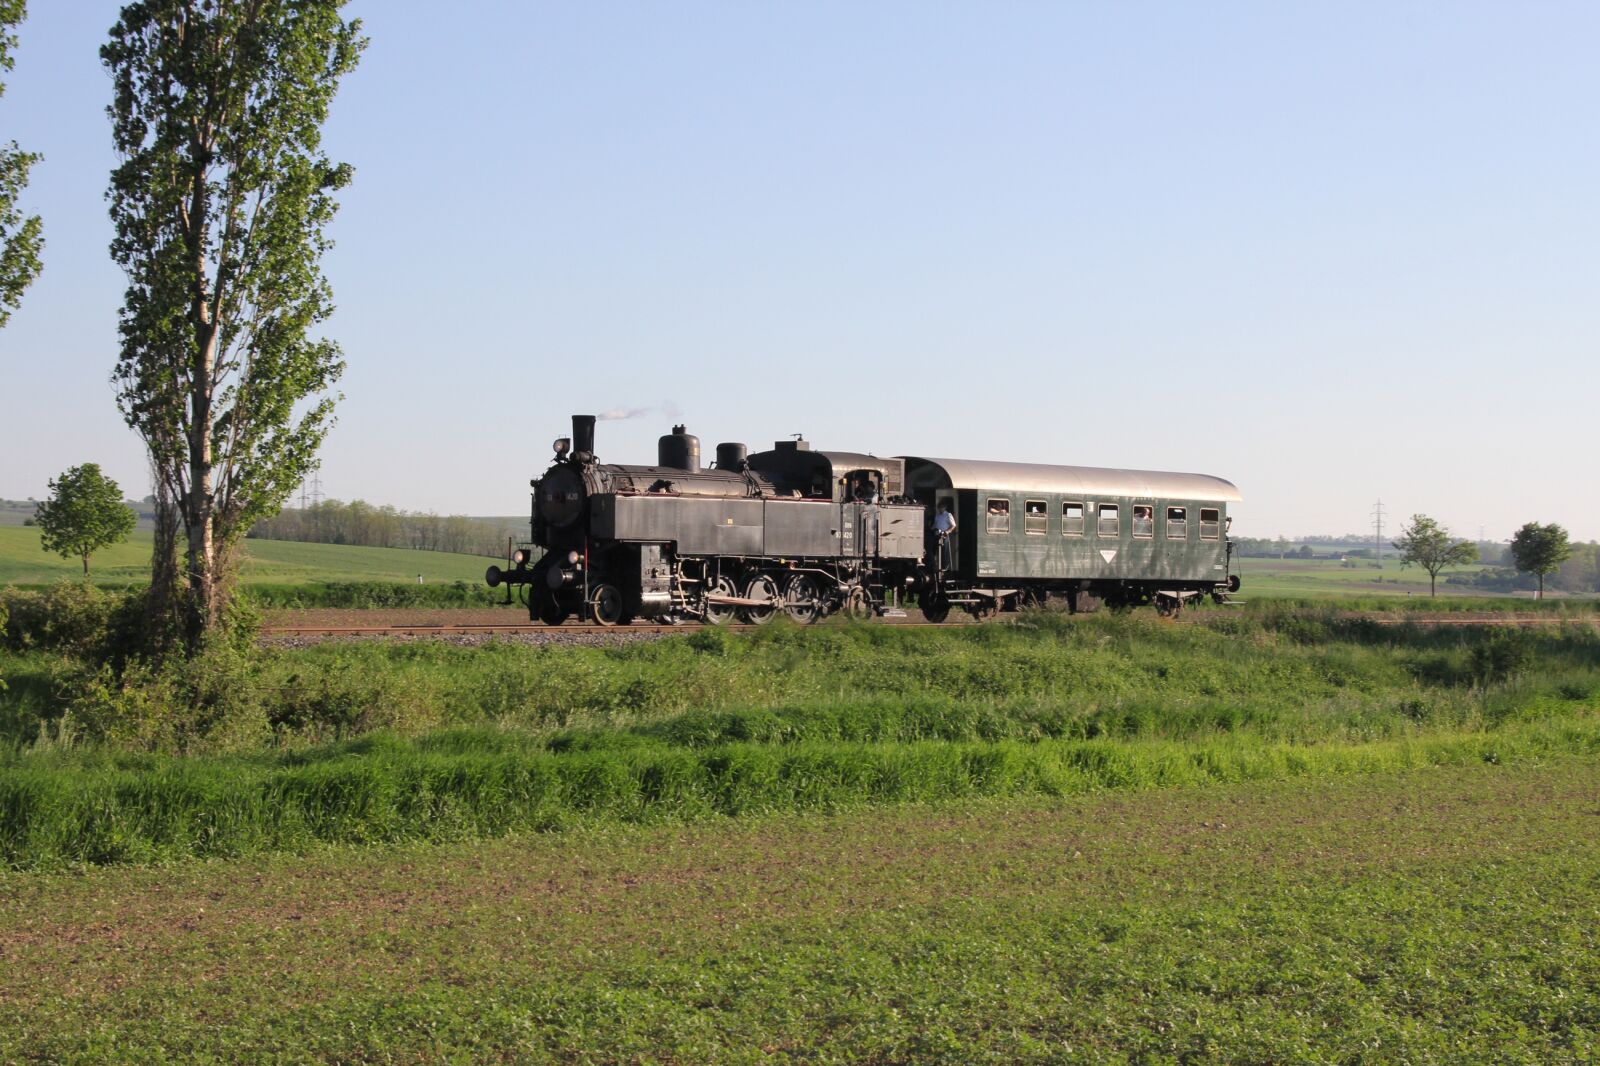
740 574 781 625
705 574 739 625
921 593 951 624
588 582 626 627
844 586 872 620
782 574 823 624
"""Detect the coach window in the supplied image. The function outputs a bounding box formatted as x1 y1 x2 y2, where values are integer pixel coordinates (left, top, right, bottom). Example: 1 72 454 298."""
1132 505 1154 539
986 498 1011 535
1063 501 1085 537
1097 503 1120 537
1025 500 1047 535
1200 508 1221 540
1167 507 1187 539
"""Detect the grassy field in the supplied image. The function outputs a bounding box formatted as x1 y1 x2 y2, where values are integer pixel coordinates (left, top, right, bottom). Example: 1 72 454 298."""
5 604 1600 1059
1 760 1596 1062
5 610 1599 867
0 525 498 586
1234 555 1501 598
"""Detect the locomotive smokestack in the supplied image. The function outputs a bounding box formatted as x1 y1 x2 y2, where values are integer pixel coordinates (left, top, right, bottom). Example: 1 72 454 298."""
572 414 596 460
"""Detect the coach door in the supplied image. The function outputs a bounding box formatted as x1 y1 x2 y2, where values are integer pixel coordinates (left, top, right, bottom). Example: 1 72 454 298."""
935 489 958 571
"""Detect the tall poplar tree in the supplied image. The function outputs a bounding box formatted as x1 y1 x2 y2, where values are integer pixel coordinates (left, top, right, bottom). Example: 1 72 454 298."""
103 0 364 643
0 0 43 327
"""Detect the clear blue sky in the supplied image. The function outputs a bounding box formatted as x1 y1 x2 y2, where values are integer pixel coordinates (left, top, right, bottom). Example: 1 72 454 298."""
2 2 1596 541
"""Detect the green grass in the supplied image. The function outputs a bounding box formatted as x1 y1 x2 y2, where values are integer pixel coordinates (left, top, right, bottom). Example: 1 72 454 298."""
0 525 498 586
1236 555 1501 598
5 611 1599 868
2 760 1597 1062
4 718 1596 870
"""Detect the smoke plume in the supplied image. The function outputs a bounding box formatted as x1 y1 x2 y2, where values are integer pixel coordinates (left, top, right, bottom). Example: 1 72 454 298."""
596 403 682 422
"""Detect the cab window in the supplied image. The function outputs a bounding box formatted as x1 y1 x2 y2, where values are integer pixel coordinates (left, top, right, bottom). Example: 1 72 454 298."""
1063 502 1085 537
1167 507 1187 539
1025 499 1047 535
986 498 1011 534
1200 508 1221 540
1097 503 1120 537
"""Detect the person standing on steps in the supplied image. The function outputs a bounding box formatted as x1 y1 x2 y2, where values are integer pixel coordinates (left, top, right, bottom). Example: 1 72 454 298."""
932 501 956 571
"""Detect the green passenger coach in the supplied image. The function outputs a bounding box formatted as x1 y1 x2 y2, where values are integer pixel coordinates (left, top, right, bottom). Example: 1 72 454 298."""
902 456 1241 615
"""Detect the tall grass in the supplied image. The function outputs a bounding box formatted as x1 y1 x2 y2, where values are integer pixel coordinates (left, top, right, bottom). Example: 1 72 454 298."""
5 718 1597 869
3 610 1598 868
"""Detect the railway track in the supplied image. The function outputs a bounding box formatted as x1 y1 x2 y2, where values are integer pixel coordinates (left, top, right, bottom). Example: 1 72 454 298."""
261 613 1597 639
264 622 749 637
261 619 957 638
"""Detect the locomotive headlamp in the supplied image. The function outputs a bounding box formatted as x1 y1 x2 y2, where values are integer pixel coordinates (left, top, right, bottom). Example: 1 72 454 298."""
566 550 581 566
512 549 531 566
553 437 571 458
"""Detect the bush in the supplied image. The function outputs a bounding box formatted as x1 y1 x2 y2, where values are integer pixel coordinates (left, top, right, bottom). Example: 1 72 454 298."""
243 581 498 609
267 659 420 742
0 583 118 657
65 644 269 753
1469 631 1533 686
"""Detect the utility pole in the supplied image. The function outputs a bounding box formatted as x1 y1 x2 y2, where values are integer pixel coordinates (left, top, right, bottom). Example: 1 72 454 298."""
1371 499 1386 564
309 474 324 539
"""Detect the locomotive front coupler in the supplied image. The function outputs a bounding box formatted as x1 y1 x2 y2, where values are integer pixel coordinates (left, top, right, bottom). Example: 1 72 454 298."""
485 564 532 589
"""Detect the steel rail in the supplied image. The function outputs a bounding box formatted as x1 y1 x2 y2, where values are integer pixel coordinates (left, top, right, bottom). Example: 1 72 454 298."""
262 621 951 637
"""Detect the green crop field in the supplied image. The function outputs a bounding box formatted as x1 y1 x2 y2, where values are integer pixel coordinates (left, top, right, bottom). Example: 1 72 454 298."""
5 600 1600 1059
1235 555 1503 599
0 526 498 586
2 760 1597 1062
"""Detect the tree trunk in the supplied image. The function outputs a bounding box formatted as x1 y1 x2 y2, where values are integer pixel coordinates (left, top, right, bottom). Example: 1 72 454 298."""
81 553 89 578
148 463 184 658
1537 574 1544 600
184 192 219 647
1429 572 1436 597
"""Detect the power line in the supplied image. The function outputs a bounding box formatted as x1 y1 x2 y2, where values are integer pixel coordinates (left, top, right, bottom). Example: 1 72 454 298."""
1371 499 1386 561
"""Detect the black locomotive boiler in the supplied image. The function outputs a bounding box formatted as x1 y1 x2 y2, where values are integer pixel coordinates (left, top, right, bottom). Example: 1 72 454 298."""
487 415 1241 625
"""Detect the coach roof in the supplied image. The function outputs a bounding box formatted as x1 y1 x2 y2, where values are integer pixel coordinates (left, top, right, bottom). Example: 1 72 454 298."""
902 457 1242 503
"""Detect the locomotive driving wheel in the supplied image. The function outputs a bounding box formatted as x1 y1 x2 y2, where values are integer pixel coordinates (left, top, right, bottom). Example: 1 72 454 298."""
844 586 872 620
705 574 738 625
588 582 626 626
782 574 823 624
535 589 569 626
921 592 951 624
740 574 781 624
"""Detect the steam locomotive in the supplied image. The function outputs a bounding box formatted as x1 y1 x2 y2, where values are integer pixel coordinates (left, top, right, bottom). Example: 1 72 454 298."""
486 414 1241 625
